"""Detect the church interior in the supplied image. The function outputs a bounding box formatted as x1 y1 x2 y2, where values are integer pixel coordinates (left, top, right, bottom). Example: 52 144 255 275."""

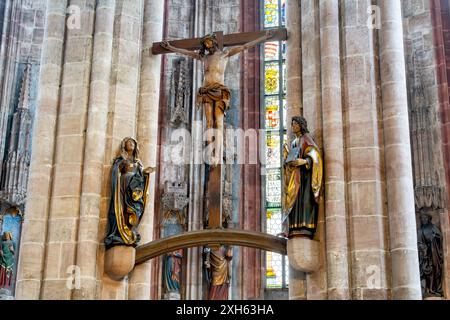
0 0 449 301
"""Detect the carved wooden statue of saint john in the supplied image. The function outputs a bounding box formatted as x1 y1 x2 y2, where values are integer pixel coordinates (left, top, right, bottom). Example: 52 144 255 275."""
104 137 156 249
283 117 323 238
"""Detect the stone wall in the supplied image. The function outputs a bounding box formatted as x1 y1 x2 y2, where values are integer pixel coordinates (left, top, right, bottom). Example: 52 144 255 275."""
0 0 46 187
15 0 164 300
428 0 450 299
0 0 46 300
152 0 195 300
285 0 425 300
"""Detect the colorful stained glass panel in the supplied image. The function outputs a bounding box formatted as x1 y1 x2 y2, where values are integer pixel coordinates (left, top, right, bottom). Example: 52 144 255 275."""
265 41 279 61
264 0 279 28
265 96 280 130
266 132 281 168
265 168 282 208
266 252 283 288
266 208 282 236
265 62 279 95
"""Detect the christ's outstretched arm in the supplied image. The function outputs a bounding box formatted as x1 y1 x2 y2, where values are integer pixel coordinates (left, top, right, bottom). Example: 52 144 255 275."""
225 30 275 57
160 41 202 60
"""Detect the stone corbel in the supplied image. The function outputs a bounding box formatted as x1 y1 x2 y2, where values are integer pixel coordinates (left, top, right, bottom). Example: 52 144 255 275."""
104 246 136 280
287 237 320 273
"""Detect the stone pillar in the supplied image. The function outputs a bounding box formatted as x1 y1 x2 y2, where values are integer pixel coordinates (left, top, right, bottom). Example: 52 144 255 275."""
237 0 263 300
0 0 18 159
288 266 306 300
128 0 164 300
286 0 302 138
430 0 450 298
319 0 350 300
300 0 327 300
72 0 116 300
284 0 306 300
342 0 389 300
40 0 96 300
379 0 422 300
15 0 68 300
100 0 143 300
0 0 12 158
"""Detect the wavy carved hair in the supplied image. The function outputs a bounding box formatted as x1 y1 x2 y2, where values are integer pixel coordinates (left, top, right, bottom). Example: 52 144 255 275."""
2 232 13 241
118 137 140 161
199 33 219 57
292 116 310 134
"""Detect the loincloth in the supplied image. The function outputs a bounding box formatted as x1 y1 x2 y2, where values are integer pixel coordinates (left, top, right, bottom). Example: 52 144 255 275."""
196 83 231 114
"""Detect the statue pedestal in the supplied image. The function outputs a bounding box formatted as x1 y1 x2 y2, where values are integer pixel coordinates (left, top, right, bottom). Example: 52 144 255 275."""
287 237 320 273
105 246 136 280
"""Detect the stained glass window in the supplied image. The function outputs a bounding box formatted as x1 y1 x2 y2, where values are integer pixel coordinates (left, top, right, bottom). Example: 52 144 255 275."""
266 133 281 168
265 96 280 130
264 0 279 28
262 0 287 290
264 62 279 95
264 41 279 61
265 168 282 207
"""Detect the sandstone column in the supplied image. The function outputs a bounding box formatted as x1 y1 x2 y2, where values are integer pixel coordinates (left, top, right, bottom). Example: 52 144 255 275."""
342 0 389 299
286 0 302 138
72 0 116 300
100 0 146 300
319 0 350 300
301 0 327 300
280 0 306 300
15 0 68 300
128 0 164 300
40 0 96 300
378 0 422 300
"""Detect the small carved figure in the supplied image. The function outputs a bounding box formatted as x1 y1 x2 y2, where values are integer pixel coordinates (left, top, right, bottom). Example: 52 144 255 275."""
204 245 233 300
418 213 443 297
164 249 183 294
282 116 323 238
0 232 15 289
104 137 156 249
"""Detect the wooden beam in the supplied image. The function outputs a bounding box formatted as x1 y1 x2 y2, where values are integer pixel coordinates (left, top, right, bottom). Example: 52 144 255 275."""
151 28 288 55
207 164 222 229
135 229 287 264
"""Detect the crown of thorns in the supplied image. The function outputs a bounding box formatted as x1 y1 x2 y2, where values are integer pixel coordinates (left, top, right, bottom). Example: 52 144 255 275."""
200 34 218 46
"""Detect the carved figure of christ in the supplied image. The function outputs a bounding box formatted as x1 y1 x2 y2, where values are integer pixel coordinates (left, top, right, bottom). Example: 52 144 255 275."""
158 30 276 166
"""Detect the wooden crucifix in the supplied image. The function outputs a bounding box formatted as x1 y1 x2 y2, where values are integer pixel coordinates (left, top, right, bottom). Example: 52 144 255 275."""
153 28 287 230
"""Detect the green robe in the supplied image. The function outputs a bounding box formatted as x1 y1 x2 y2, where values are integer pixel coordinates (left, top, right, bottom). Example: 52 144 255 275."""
0 240 15 288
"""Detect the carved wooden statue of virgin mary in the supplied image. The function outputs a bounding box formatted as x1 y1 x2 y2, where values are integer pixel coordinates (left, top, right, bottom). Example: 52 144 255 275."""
282 116 323 238
104 137 156 249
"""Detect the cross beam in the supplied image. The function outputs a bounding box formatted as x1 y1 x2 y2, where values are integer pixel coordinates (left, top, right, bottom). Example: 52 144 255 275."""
151 28 288 55
135 229 287 265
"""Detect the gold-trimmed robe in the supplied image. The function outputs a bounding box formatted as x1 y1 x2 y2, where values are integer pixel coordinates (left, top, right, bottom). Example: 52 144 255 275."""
104 156 150 249
282 134 323 237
